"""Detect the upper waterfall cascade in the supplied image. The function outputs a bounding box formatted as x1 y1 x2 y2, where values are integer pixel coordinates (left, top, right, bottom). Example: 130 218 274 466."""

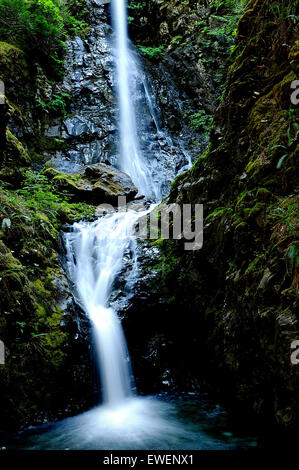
112 0 161 200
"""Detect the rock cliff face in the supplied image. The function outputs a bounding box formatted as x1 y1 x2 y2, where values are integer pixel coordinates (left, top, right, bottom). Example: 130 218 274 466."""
124 0 299 432
128 0 243 149
44 1 116 173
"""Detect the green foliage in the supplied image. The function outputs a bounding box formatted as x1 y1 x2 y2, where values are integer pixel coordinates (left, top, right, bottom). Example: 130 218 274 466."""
129 0 146 10
189 109 213 135
36 92 70 117
128 0 146 23
0 0 89 74
0 186 72 429
62 0 89 36
289 244 299 269
14 170 95 223
0 0 64 55
137 44 165 58
211 0 248 14
128 0 146 15
267 196 299 274
270 121 299 169
198 14 239 46
195 2 246 91
206 207 233 223
268 0 299 22
170 35 183 46
269 201 298 237
17 171 68 218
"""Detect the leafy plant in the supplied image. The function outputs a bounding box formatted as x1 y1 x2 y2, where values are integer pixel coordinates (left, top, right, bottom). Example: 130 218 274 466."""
269 203 297 236
170 35 183 46
189 109 213 135
289 244 299 269
137 45 165 58
269 0 298 22
0 0 64 55
270 121 299 169
0 0 89 74
206 207 233 223
211 0 247 14
61 0 89 36
15 170 94 222
37 92 70 117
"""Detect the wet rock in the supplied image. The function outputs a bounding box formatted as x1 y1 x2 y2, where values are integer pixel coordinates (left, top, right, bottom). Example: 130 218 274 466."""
45 163 138 205
46 0 115 171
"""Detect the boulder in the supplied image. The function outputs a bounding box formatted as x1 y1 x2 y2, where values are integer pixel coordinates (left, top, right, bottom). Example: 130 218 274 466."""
44 163 138 205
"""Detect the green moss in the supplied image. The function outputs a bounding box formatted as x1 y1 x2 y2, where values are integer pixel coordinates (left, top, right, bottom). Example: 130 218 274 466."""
30 136 68 154
4 129 31 165
0 241 26 289
0 41 29 79
44 168 83 188
243 202 265 220
0 185 73 431
8 170 96 226
145 0 299 431
244 253 264 276
206 206 233 223
189 142 212 173
256 188 272 201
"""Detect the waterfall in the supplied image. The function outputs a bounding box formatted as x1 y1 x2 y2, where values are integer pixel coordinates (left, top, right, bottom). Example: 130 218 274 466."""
64 209 150 405
112 0 159 199
62 0 161 406
62 0 158 408
63 0 164 407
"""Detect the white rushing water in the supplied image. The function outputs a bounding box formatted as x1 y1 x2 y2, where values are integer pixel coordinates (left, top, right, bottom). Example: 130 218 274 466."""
112 0 159 200
64 209 150 405
63 0 162 407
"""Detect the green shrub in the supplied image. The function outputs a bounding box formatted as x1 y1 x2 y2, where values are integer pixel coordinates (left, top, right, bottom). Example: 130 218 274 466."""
190 110 213 135
58 0 89 37
0 0 89 74
211 0 248 14
15 170 95 222
268 0 298 22
0 0 64 55
137 45 165 58
36 92 70 117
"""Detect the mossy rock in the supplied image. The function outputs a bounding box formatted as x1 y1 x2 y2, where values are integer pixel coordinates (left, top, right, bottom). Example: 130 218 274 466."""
5 129 30 164
0 192 91 432
142 0 299 432
0 240 26 287
0 129 31 185
44 163 138 205
0 41 29 82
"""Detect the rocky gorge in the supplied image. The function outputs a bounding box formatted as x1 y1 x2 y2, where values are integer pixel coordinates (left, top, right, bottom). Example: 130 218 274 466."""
0 0 298 446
